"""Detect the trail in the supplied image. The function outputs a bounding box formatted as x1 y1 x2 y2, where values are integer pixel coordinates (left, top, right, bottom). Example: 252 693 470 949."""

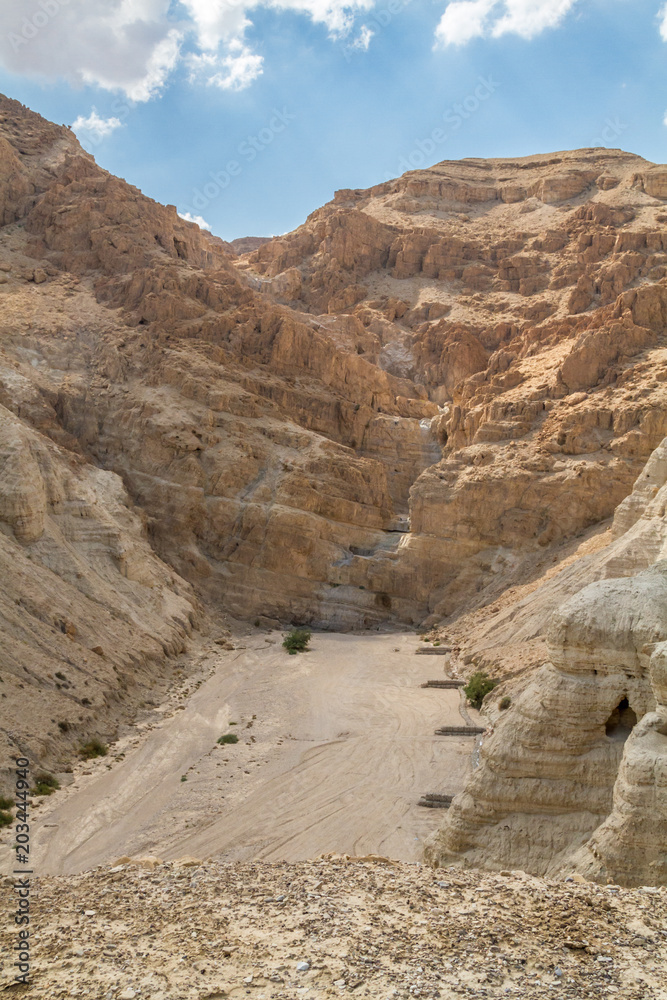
29 634 477 874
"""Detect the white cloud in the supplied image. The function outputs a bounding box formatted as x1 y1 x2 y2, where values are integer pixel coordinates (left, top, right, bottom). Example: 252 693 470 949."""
435 0 496 45
492 0 578 39
0 0 375 103
188 40 264 90
435 0 579 47
351 24 374 50
71 108 123 143
0 1 181 102
660 3 667 41
178 211 212 230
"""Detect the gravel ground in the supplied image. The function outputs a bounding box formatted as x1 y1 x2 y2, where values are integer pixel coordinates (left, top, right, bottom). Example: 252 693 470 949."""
2 856 666 999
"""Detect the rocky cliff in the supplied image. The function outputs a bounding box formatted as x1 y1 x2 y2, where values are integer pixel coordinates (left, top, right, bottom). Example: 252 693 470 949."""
425 437 667 886
2 95 667 883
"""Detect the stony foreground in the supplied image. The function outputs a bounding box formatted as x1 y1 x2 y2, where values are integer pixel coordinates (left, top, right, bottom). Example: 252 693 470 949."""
2 858 666 999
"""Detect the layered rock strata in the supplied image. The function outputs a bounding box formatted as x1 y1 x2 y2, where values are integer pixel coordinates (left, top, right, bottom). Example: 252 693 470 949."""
426 438 667 885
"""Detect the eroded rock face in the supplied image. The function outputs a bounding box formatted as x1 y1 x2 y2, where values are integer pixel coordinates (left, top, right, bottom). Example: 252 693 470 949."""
563 638 667 886
0 403 197 777
426 438 667 885
5 104 667 627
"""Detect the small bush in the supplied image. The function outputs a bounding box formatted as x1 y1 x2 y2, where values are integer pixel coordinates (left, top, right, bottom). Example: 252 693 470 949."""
33 773 60 796
499 696 512 711
282 628 312 655
80 738 107 759
0 811 12 828
464 671 497 710
58 721 70 732
0 796 13 811
217 733 239 745
181 775 187 782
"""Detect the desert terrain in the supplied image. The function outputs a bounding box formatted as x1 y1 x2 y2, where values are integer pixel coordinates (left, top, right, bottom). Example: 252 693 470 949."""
23 633 477 874
1 92 667 997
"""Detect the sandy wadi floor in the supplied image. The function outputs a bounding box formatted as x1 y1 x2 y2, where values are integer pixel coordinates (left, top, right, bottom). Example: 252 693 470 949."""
25 634 476 874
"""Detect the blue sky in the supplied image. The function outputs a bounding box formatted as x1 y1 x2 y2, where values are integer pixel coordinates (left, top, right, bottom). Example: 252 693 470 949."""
0 1 666 240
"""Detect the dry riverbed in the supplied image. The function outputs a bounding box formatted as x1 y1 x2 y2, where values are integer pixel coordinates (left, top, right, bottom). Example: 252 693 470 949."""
17 633 477 874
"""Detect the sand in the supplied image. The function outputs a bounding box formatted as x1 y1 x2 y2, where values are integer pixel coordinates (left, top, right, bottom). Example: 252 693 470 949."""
26 633 478 874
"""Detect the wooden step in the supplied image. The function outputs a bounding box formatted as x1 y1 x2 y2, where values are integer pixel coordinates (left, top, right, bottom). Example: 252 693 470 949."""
434 725 486 736
416 647 452 655
417 797 451 809
421 680 464 688
423 793 453 803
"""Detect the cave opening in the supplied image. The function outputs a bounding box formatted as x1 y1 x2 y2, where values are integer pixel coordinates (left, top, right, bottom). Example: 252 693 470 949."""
605 697 637 741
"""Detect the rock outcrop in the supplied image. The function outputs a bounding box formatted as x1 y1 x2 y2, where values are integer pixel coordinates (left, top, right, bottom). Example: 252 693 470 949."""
4 97 667 632
426 437 667 885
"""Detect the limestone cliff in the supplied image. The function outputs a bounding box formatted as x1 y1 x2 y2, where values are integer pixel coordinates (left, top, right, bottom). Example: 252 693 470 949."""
425 438 667 885
5 96 667 635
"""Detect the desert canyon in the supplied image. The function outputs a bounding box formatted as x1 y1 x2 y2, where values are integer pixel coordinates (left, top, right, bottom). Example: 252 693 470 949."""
0 93 666 998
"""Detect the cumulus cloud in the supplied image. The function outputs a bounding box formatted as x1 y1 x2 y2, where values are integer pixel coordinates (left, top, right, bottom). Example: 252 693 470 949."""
71 109 122 137
178 211 212 230
71 108 123 143
0 0 374 102
1 1 181 101
435 0 579 47
435 0 496 45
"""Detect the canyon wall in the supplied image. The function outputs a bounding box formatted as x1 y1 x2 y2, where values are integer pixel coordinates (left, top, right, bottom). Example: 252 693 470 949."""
426 439 667 885
1 92 667 878
4 95 667 636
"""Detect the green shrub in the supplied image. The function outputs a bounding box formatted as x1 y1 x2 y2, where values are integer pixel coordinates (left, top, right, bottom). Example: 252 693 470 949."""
0 796 13 811
80 738 107 760
282 628 312 655
464 671 497 709
0 811 12 828
499 696 512 711
217 733 239 745
181 775 187 782
32 773 60 796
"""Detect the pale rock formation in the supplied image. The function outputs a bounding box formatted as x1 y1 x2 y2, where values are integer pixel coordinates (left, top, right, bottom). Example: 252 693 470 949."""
426 437 667 885
0 402 197 776
5 90 667 829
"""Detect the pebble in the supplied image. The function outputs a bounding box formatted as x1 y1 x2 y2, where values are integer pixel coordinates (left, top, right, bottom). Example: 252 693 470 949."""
119 991 136 1000
296 960 311 972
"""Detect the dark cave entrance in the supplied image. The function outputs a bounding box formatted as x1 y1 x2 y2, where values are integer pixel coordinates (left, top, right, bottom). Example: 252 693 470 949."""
605 697 637 741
